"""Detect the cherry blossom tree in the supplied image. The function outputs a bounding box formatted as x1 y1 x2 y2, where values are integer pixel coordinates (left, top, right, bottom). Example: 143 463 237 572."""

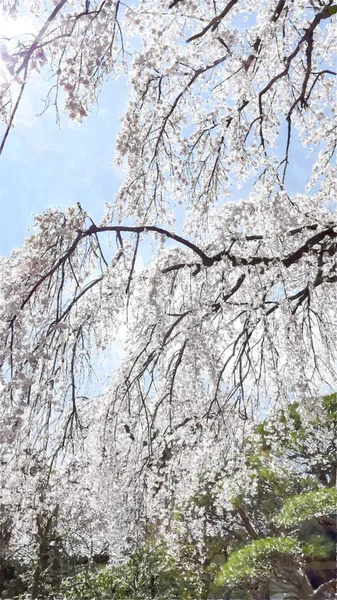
0 0 336 596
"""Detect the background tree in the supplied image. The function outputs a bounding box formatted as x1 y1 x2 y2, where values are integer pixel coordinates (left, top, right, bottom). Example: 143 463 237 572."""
176 394 337 599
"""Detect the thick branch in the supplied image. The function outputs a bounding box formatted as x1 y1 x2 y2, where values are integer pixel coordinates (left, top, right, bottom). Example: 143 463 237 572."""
236 506 259 539
313 579 337 599
187 0 239 43
84 224 212 264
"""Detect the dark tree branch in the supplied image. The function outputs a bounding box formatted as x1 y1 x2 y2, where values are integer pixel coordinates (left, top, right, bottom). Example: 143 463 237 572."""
16 0 68 77
187 0 239 42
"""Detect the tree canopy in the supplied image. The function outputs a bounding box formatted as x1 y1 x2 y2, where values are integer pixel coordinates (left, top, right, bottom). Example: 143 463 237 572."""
0 1 336 598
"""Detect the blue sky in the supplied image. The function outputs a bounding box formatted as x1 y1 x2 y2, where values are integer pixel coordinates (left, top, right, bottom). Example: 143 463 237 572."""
0 71 127 255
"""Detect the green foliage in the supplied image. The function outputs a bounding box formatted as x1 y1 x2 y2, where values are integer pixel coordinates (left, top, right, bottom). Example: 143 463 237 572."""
213 394 337 598
323 392 337 423
61 541 202 600
252 394 336 488
216 537 301 586
327 5 337 16
61 567 130 600
277 488 337 526
301 534 336 560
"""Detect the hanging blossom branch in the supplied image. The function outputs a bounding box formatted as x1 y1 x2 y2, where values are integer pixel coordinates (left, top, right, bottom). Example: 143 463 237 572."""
0 0 126 153
0 0 67 156
1 208 336 444
114 1 337 223
1 1 336 208
15 0 68 78
10 218 337 318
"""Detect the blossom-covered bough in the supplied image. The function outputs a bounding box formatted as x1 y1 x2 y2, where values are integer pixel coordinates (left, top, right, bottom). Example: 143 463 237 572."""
0 0 336 597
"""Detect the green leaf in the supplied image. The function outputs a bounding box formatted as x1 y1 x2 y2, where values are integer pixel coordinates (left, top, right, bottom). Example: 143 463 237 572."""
276 488 337 526
216 537 301 586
